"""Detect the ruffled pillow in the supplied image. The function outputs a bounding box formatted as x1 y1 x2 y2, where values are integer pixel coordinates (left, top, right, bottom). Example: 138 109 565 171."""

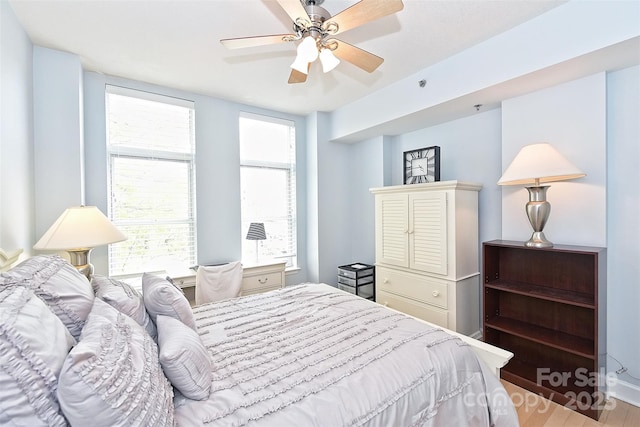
0 286 76 426
142 273 196 330
92 274 157 339
58 298 174 426
0 255 94 340
156 314 212 400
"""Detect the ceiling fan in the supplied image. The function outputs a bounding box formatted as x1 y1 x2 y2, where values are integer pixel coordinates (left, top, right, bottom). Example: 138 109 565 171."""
220 0 404 84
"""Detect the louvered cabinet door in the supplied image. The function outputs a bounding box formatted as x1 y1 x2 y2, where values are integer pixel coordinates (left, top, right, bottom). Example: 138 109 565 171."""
375 193 409 268
409 192 448 275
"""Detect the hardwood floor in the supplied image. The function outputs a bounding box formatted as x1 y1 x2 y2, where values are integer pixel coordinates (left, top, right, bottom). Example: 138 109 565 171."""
502 381 640 426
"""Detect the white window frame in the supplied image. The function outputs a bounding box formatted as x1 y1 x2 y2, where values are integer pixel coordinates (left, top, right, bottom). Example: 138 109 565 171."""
105 85 197 277
239 112 297 268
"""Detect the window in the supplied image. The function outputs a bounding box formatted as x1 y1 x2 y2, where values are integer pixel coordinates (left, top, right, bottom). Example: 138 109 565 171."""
240 113 296 267
106 85 196 276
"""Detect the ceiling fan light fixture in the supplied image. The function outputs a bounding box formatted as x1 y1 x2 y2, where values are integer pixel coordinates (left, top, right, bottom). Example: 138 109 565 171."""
290 57 310 74
298 35 319 62
319 48 340 73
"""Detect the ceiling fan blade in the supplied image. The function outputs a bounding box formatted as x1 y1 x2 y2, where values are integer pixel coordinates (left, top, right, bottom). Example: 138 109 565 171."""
288 68 308 84
331 40 384 73
323 0 404 36
220 34 296 49
277 0 311 27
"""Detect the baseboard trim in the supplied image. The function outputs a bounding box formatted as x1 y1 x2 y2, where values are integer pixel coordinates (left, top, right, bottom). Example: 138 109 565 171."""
469 330 482 340
608 378 640 407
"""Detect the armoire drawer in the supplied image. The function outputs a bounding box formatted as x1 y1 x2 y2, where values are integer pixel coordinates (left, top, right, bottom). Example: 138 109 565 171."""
376 266 448 309
377 290 448 328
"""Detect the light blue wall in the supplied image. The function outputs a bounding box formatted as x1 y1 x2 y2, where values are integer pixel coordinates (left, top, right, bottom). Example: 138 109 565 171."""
345 135 389 266
305 112 320 282
0 1 33 259
606 65 640 394
33 47 85 240
315 112 350 284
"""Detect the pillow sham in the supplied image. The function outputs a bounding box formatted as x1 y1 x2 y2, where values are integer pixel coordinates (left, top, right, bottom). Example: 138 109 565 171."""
156 314 212 400
142 272 196 331
0 286 75 427
92 274 157 339
0 255 94 340
57 298 174 427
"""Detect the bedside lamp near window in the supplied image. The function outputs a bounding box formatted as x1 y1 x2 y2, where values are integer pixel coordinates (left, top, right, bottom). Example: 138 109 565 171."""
246 222 266 264
498 143 585 248
34 206 127 279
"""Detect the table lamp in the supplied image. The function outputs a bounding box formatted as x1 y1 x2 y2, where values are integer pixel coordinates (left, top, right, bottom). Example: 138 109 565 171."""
498 143 585 248
246 222 266 264
34 205 127 279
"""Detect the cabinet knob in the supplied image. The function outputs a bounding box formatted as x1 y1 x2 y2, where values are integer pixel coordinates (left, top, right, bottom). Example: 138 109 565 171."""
382 301 389 307
383 278 389 284
432 290 440 297
258 277 268 284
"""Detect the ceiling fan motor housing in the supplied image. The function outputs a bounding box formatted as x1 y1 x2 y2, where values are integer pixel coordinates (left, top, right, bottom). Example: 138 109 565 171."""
300 2 332 41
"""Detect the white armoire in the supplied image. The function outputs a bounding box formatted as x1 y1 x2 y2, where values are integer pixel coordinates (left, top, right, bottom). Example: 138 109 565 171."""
370 181 482 337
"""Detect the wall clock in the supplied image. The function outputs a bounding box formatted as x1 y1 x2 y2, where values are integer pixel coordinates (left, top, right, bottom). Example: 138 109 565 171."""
403 146 440 184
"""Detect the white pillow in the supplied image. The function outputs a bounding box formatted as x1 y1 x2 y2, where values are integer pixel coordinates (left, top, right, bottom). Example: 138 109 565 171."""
0 286 76 426
58 298 174 426
0 255 94 340
156 314 212 400
142 272 196 330
92 274 157 339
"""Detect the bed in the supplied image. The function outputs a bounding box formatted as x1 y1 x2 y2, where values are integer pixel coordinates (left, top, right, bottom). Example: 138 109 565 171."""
0 254 518 426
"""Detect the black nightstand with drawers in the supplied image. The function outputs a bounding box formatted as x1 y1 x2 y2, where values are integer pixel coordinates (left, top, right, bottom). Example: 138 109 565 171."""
337 263 375 301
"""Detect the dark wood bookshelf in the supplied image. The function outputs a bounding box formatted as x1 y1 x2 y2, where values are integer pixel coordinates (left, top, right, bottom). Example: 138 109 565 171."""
484 316 595 358
484 280 594 308
483 240 606 420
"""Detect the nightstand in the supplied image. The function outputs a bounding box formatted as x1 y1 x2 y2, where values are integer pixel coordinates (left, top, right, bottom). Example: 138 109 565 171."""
239 261 286 296
169 270 197 304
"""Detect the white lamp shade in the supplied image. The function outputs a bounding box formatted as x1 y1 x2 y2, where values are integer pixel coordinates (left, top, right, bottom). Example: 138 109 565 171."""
297 36 319 62
34 206 127 250
498 143 585 186
290 36 319 74
290 57 310 74
319 48 340 73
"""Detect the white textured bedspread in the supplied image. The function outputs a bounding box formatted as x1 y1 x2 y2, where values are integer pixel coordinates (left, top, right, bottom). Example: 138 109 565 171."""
174 283 518 426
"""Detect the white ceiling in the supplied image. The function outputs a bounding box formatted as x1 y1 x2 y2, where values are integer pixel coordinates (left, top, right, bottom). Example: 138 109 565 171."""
9 0 570 115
